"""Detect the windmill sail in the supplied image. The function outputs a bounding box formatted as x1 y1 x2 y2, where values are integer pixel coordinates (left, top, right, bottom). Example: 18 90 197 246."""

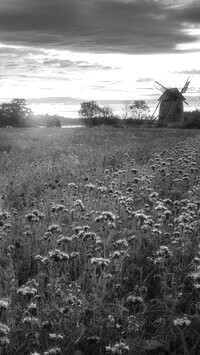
155 81 167 93
181 76 192 93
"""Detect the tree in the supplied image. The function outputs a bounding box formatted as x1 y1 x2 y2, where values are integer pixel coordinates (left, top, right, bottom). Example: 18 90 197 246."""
0 98 33 127
129 100 150 120
79 101 118 126
99 106 115 124
78 101 101 126
44 114 61 128
122 100 131 120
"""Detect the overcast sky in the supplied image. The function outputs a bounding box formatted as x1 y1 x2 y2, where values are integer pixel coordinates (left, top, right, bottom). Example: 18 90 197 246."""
0 0 200 114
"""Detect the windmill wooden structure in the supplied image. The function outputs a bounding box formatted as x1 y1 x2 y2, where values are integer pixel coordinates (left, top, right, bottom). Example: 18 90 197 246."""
150 77 191 126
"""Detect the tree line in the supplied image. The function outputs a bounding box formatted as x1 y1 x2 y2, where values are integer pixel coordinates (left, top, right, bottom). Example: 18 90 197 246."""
0 98 151 128
78 100 150 126
0 99 61 128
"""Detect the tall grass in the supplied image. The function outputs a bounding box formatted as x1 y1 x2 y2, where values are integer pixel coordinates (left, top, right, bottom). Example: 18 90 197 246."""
0 126 200 354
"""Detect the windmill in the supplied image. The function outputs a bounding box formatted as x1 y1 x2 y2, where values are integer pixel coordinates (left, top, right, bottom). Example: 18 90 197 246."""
150 77 192 126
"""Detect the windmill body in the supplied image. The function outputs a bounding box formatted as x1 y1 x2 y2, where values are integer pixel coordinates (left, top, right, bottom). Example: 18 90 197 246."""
150 78 191 127
158 88 186 126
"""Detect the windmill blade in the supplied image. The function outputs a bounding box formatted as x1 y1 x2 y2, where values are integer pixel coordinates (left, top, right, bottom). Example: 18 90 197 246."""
149 101 161 122
155 81 167 93
181 76 192 93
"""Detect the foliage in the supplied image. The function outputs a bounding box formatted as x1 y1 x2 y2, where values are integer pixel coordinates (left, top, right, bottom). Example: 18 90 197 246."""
0 127 200 354
183 109 200 129
0 99 33 127
79 101 119 126
123 100 150 121
41 114 61 127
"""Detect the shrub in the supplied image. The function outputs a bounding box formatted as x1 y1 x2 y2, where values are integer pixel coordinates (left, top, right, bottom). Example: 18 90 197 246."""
183 110 200 129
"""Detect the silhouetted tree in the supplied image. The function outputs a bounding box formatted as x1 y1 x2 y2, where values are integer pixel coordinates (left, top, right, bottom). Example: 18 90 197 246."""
0 98 33 127
129 100 150 120
79 101 100 126
79 101 118 126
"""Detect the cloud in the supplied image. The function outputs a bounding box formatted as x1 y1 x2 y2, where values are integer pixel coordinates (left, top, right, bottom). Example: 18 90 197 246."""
171 0 200 24
176 69 200 75
42 58 113 70
136 78 153 82
26 97 81 105
0 0 199 54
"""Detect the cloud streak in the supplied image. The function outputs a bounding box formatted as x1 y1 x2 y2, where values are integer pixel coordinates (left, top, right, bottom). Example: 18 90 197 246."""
0 0 199 54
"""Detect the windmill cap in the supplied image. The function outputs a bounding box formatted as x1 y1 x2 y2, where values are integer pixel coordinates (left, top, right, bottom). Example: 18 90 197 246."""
158 88 186 101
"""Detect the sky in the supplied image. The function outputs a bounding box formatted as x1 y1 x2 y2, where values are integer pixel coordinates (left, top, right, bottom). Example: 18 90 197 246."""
0 0 200 117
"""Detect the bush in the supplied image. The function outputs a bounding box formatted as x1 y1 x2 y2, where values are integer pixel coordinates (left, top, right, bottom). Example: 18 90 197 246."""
45 115 61 128
183 110 200 129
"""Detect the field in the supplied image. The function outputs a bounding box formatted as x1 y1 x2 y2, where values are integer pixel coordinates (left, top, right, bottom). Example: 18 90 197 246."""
0 126 200 354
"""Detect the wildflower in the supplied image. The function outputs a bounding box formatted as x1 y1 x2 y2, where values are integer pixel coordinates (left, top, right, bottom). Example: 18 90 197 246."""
74 199 85 211
48 225 61 234
44 348 61 355
68 182 78 189
126 295 143 304
85 183 96 190
91 257 110 267
108 221 116 229
164 210 172 219
3 223 12 232
57 236 73 245
69 252 79 259
115 239 128 248
149 191 159 200
17 285 37 297
131 168 138 175
113 251 121 260
0 299 9 310
97 186 108 194
157 245 172 259
107 315 115 326
83 225 90 232
55 205 66 213
173 315 191 327
102 211 116 222
152 228 162 236
155 202 166 211
134 212 148 226
0 322 10 337
49 249 69 262
73 226 82 234
49 333 63 342
83 232 97 241
43 231 52 241
96 237 103 245
133 177 140 184
163 198 173 205
35 255 43 262
23 316 40 326
25 213 36 222
105 341 129 354
0 337 9 345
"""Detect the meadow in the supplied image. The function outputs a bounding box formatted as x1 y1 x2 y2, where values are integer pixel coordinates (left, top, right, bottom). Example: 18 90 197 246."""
0 126 200 354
